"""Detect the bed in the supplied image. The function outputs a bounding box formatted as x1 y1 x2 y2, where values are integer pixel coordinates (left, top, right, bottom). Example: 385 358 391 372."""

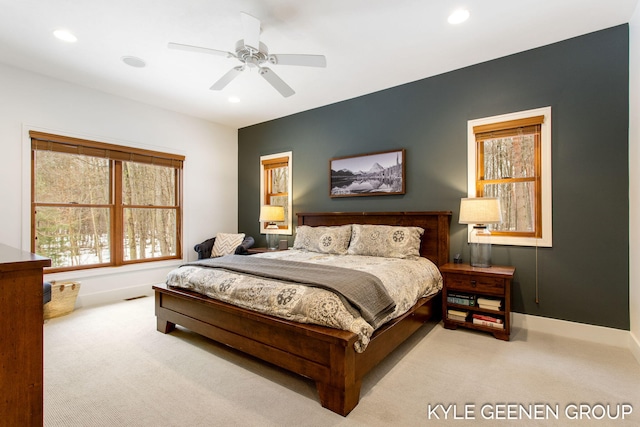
153 211 451 416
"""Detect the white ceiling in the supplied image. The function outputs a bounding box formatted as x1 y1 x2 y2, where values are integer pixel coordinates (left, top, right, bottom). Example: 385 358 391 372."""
0 0 637 129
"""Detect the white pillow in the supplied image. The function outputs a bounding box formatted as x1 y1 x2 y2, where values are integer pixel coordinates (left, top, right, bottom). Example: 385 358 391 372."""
347 224 423 259
211 233 246 257
293 225 352 255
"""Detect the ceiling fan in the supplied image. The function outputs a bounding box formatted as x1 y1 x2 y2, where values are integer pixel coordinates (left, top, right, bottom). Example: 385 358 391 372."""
168 12 326 97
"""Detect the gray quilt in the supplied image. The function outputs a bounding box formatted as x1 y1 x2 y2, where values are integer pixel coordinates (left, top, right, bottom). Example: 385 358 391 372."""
184 255 396 328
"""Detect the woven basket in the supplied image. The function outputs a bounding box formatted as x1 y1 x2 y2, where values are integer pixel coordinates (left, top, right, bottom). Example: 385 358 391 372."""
44 281 81 319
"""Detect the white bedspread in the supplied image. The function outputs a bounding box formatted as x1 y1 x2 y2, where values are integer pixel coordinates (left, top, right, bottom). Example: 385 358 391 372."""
166 249 442 352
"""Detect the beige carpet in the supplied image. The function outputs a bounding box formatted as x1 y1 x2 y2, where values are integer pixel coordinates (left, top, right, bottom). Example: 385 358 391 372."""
44 295 640 426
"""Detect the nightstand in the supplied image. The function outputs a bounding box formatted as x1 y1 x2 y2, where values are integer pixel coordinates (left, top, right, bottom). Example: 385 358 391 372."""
440 263 515 340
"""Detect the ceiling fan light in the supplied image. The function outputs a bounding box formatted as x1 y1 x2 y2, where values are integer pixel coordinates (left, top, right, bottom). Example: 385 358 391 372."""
448 9 470 25
53 29 77 43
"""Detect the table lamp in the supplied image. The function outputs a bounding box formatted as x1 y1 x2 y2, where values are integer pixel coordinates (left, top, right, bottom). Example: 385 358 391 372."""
259 205 285 250
459 197 502 267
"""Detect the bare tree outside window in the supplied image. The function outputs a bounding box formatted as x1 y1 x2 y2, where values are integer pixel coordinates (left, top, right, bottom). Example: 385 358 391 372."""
34 151 111 268
122 162 177 261
480 131 537 234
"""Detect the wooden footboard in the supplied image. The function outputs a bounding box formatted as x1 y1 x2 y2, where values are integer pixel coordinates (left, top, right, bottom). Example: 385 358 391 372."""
154 284 440 416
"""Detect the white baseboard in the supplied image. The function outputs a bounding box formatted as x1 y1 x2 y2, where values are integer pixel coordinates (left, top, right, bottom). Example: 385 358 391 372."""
76 283 156 308
512 312 631 349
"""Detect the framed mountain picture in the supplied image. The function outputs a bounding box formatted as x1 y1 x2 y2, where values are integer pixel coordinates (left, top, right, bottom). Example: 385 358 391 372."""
329 149 405 197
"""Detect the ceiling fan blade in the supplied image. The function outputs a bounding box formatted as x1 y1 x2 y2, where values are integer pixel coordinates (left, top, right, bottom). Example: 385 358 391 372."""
240 12 261 51
269 54 327 68
259 67 294 97
168 42 233 58
210 66 243 90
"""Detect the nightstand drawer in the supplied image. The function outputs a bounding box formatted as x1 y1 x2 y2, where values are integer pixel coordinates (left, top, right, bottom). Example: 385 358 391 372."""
445 274 504 295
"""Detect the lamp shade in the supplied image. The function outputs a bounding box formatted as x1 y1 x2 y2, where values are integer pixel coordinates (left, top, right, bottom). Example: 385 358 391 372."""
259 205 285 223
459 197 502 225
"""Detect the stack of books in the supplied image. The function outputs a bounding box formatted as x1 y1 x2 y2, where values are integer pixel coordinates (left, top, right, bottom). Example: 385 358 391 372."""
477 297 502 311
447 292 475 306
447 309 468 322
472 313 504 329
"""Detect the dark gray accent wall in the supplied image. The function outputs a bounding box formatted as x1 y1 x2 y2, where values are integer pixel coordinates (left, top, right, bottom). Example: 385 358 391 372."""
238 25 629 329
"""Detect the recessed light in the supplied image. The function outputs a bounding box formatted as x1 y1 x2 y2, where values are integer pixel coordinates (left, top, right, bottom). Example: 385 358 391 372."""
121 56 146 68
53 29 77 43
228 96 240 103
448 9 470 25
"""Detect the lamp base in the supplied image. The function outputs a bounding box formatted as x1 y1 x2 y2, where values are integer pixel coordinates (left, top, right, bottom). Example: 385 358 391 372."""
469 242 491 267
266 233 279 251
469 226 492 267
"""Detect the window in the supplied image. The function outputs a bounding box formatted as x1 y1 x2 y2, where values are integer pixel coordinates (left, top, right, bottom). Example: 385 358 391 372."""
260 151 292 236
467 107 552 247
31 131 184 271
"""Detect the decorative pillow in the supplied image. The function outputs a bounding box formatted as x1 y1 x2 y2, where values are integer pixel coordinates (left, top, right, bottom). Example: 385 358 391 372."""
347 224 424 259
211 233 246 257
293 225 352 255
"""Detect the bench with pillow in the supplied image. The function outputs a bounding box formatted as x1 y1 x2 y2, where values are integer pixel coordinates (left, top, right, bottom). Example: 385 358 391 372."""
194 233 254 259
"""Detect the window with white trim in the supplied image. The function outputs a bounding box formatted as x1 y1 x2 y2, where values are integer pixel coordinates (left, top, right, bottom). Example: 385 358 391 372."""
31 131 184 271
259 151 292 236
467 107 552 247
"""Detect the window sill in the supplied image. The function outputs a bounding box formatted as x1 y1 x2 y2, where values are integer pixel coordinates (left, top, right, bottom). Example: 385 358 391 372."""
44 258 184 282
467 234 552 248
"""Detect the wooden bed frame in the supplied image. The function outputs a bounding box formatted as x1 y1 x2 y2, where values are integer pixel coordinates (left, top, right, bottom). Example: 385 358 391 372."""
153 211 451 416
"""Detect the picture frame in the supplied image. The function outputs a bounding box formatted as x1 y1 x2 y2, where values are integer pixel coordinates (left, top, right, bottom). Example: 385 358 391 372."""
329 149 405 198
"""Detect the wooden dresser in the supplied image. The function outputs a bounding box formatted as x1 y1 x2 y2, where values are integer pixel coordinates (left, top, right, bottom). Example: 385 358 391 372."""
0 244 50 427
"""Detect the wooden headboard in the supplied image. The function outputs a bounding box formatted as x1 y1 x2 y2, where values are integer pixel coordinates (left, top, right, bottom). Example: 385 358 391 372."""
297 211 452 267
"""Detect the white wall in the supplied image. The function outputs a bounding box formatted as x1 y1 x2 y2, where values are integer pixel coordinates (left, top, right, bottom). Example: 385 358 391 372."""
0 62 238 307
630 6 640 363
